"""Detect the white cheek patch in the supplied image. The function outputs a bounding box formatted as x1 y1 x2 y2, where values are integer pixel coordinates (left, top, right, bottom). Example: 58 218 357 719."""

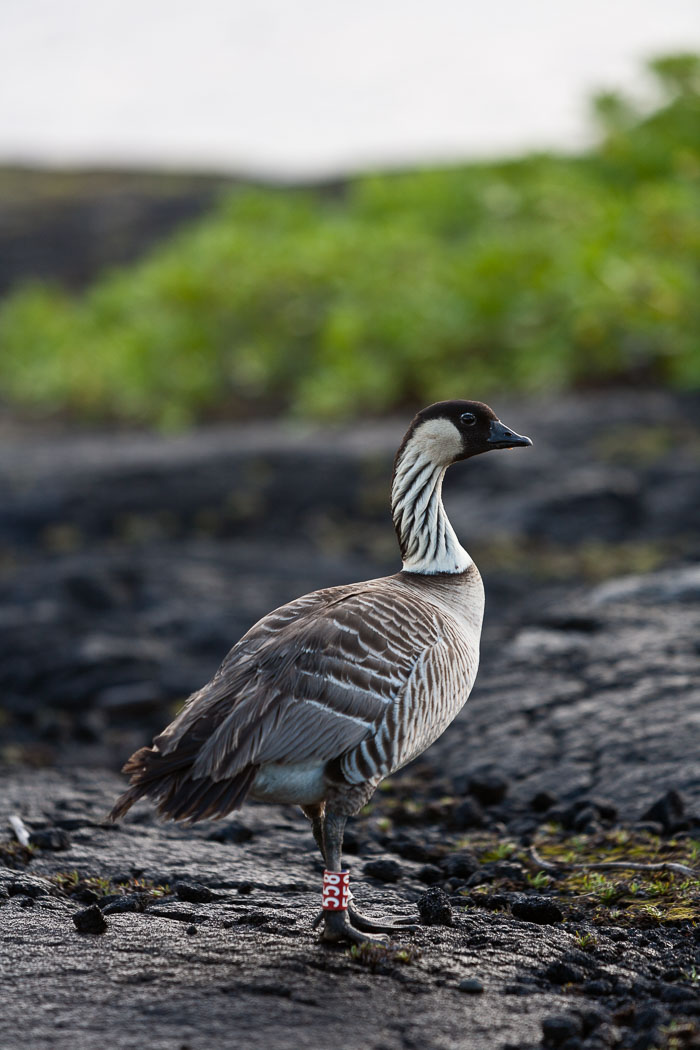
409 418 463 465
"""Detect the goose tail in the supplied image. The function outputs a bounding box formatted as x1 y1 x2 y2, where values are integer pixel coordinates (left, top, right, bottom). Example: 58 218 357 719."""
108 742 258 824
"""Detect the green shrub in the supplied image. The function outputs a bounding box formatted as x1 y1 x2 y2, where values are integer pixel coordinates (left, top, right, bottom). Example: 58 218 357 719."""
1 54 698 425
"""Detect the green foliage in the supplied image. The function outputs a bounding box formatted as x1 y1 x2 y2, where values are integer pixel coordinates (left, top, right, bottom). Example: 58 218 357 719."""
1 54 699 426
527 870 552 890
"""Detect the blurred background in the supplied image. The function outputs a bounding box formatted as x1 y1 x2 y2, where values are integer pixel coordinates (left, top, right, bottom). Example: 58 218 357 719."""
0 1 699 786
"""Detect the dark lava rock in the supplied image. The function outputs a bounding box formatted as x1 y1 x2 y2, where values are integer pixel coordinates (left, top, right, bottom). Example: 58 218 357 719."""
8 876 50 898
417 864 443 885
583 979 613 998
642 789 684 832
29 827 71 851
468 771 509 806
449 798 485 830
363 859 402 883
96 682 165 714
457 977 484 993
542 1014 583 1047
206 822 254 845
578 1007 606 1034
174 880 215 903
442 849 479 879
392 838 430 863
544 961 585 985
417 887 452 926
523 480 642 544
63 572 118 611
660 985 696 1003
633 1005 664 1032
511 896 563 925
102 894 146 915
235 911 270 926
73 887 100 906
473 892 512 912
531 791 557 813
493 861 527 885
561 797 618 831
186 924 197 935
72 904 108 934
570 806 602 834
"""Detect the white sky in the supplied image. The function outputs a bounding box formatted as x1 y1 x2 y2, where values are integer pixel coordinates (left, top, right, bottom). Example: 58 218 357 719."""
1 0 698 178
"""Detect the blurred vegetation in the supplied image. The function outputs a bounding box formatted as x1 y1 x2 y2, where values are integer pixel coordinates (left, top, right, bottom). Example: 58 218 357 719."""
1 54 699 427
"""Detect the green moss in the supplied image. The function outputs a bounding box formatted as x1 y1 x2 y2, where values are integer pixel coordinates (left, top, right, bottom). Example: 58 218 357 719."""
349 942 421 971
532 829 700 927
50 870 171 901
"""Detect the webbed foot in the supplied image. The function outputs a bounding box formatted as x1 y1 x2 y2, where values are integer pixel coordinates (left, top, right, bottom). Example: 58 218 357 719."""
312 904 417 942
347 904 418 934
315 907 390 945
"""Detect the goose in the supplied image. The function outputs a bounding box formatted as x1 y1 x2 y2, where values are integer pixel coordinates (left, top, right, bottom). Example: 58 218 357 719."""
110 400 532 944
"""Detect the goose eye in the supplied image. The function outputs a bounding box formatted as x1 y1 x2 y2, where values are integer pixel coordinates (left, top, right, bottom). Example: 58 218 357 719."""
460 412 476 426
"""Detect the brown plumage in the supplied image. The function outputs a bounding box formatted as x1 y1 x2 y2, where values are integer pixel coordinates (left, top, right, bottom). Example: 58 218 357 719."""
110 399 531 944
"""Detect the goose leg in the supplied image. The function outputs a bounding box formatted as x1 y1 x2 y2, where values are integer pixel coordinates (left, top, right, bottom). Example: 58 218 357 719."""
305 808 416 942
316 810 389 945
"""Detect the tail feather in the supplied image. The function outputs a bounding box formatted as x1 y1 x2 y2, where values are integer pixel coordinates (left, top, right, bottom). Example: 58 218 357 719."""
108 741 258 824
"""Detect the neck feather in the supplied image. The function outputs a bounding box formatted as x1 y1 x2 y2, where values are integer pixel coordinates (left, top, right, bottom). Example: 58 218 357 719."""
391 447 471 575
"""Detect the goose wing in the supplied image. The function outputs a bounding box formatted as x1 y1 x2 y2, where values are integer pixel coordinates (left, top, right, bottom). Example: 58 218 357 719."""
154 576 445 782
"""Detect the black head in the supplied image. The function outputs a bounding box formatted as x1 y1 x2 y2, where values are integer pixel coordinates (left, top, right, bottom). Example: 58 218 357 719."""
397 399 532 467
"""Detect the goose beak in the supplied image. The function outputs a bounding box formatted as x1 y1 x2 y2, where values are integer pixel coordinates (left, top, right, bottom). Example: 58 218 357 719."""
487 420 533 450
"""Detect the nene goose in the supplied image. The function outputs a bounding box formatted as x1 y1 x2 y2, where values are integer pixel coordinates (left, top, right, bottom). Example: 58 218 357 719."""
110 400 531 944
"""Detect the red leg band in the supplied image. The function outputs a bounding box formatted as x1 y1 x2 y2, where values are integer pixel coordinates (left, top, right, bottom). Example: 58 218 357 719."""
322 869 350 910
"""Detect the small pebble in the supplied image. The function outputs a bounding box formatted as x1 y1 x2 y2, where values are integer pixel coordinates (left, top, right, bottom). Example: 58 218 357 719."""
417 886 452 926
363 859 402 883
541 1014 582 1046
207 823 253 845
175 881 215 903
530 790 557 812
74 888 100 906
544 961 584 985
392 838 429 863
29 828 71 851
102 894 145 915
458 977 484 994
449 798 484 830
442 849 479 879
511 895 563 925
582 978 611 998
468 772 509 806
642 789 684 832
186 924 197 936
417 864 443 885
72 904 107 934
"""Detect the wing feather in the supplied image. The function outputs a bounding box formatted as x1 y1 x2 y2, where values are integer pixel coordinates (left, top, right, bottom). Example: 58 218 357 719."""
155 575 445 782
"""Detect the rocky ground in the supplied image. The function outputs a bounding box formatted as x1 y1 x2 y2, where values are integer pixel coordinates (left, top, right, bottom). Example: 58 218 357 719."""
1 390 700 1050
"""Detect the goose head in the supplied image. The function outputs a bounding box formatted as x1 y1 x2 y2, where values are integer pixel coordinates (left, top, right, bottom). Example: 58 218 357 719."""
397 399 532 468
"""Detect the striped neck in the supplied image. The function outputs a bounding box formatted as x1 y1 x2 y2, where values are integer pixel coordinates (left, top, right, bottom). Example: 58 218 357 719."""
391 446 471 575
